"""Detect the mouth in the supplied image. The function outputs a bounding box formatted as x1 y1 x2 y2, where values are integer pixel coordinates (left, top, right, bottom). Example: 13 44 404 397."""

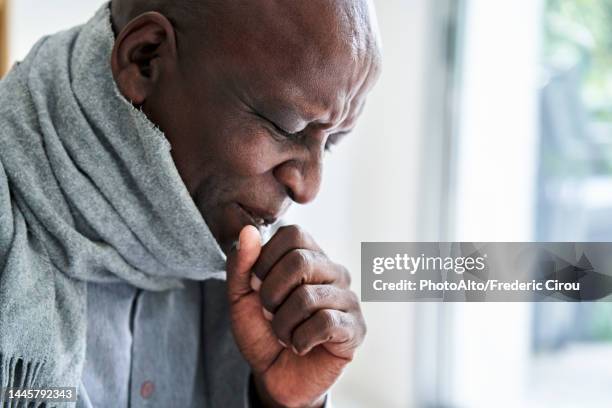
237 203 279 228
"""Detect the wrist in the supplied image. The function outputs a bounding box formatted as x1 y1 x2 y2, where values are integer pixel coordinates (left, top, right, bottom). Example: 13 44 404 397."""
251 373 327 408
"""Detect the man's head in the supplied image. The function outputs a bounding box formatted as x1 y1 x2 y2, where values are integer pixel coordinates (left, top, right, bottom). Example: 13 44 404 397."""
110 0 382 253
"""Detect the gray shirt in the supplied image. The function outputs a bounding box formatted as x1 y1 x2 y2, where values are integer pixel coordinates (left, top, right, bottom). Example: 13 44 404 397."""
77 279 251 408
77 280 332 408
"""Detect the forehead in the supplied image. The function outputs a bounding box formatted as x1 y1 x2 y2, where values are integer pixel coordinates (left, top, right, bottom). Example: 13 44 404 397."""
244 54 374 127
198 0 380 129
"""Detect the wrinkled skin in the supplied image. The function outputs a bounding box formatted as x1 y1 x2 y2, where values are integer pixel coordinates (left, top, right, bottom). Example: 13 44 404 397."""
111 0 381 406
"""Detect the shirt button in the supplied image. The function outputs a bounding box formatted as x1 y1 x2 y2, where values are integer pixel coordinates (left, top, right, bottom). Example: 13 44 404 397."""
140 381 155 399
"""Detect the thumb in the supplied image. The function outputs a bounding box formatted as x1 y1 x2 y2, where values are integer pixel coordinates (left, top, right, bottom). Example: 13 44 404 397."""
227 225 262 303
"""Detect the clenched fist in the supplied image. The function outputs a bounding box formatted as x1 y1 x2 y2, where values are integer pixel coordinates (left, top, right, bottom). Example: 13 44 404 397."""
226 225 366 408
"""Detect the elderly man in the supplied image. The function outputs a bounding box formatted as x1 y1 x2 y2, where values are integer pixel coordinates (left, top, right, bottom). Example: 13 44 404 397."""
0 0 381 407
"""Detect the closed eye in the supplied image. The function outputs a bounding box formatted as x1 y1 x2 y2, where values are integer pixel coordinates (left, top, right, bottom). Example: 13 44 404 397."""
269 121 300 139
251 109 351 152
251 110 302 139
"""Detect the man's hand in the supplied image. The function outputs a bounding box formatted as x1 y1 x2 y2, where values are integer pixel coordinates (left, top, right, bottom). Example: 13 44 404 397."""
226 225 366 408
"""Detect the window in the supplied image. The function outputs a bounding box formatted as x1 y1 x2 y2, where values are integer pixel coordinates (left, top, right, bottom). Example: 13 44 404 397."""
533 1 612 405
538 0 612 241
433 0 612 406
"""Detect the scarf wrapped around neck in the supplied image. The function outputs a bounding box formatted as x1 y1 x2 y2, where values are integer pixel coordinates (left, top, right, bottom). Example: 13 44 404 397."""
0 3 226 403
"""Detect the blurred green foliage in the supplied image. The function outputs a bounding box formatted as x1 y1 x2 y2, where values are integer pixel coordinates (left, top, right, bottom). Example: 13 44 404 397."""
591 303 612 341
544 0 612 121
542 1 612 343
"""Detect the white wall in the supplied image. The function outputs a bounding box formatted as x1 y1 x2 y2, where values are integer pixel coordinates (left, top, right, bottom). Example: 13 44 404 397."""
9 0 106 63
453 0 540 242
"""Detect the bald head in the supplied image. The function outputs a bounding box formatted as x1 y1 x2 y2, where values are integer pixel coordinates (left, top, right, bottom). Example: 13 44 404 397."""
111 0 206 33
111 0 381 63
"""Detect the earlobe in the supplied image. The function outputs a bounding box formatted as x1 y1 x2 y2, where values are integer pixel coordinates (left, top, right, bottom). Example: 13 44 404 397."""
110 12 177 105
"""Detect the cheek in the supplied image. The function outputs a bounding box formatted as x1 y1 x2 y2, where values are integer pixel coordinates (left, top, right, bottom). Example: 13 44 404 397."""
217 124 283 176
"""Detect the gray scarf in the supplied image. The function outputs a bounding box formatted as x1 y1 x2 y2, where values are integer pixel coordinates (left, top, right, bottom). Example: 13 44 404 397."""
0 3 226 403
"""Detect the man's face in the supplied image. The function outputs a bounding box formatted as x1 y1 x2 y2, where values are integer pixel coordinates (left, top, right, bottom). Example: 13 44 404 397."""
142 3 380 253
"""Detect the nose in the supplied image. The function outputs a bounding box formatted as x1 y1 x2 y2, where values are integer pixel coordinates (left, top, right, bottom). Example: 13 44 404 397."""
273 151 323 205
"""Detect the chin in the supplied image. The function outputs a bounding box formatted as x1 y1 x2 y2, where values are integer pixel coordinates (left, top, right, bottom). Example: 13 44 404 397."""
206 203 247 254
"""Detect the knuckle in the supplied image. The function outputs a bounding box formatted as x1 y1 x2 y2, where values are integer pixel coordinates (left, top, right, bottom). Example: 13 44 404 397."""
277 225 295 235
346 289 360 306
339 311 354 328
281 224 301 241
287 249 312 279
335 263 352 287
361 315 368 339
294 339 306 352
282 224 310 246
316 284 334 300
292 330 308 350
296 285 318 310
318 309 337 331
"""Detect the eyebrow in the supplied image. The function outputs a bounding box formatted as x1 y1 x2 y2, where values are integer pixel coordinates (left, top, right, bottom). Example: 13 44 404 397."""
253 93 358 137
261 110 356 138
251 104 305 134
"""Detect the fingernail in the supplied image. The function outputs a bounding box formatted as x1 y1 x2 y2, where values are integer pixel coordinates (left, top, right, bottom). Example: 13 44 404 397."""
262 308 273 321
278 339 287 348
292 345 299 355
250 275 262 291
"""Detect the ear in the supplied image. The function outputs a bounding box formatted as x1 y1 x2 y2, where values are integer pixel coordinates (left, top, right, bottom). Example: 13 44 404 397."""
111 12 177 105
